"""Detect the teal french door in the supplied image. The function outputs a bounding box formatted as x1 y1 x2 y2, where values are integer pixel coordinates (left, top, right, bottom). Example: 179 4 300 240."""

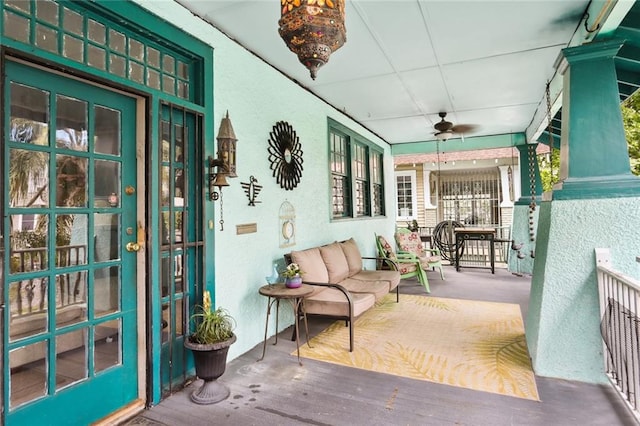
159 104 202 398
2 60 139 425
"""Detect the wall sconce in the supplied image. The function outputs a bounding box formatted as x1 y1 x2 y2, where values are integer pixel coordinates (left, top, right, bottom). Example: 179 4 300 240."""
208 111 237 201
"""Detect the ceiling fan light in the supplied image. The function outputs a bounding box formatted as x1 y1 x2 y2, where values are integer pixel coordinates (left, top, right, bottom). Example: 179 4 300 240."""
435 131 452 141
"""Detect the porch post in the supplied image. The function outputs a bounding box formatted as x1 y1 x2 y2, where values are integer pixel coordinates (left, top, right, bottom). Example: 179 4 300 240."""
525 40 640 383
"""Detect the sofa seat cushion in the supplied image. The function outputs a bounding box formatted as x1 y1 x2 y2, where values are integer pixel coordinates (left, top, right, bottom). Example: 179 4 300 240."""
339 277 389 302
319 242 350 283
339 238 363 276
351 270 400 292
290 247 329 283
304 288 375 318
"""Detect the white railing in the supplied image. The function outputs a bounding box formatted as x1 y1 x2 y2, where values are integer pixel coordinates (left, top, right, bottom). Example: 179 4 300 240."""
595 248 640 423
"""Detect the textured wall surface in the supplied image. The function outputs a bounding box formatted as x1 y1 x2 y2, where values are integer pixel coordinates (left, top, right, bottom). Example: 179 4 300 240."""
508 204 539 274
136 1 396 361
526 197 640 383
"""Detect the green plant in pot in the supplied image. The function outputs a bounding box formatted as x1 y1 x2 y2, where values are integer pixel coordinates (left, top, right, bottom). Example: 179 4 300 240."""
184 290 237 404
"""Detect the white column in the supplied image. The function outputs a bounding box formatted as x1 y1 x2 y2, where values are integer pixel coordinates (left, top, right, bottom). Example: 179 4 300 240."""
498 165 513 207
422 166 437 209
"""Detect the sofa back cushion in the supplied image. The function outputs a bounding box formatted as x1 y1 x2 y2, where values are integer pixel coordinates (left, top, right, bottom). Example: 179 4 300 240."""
290 247 329 283
319 242 350 283
339 238 363 276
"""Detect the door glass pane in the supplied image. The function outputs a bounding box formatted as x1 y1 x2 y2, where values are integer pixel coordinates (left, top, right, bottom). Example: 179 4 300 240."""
10 213 48 271
161 121 170 162
161 166 170 207
174 168 184 204
175 299 183 336
8 278 48 342
161 302 170 344
35 24 57 53
56 213 88 266
36 0 58 25
94 160 120 208
55 328 88 390
94 266 120 317
56 95 88 151
173 212 183 244
94 213 120 262
56 154 87 207
4 10 31 43
174 124 184 162
9 149 49 208
94 106 121 155
161 257 171 298
10 340 48 409
55 271 87 328
174 254 183 294
10 83 49 145
94 319 121 373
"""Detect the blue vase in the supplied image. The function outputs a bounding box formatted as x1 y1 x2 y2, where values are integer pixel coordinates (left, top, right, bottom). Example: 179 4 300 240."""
285 275 302 288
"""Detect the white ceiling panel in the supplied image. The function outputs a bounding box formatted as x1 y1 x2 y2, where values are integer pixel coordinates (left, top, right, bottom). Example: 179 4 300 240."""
174 0 606 146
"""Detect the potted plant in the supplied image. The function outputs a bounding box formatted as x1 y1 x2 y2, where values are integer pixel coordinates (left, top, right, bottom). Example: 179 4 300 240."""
184 290 237 404
282 262 304 288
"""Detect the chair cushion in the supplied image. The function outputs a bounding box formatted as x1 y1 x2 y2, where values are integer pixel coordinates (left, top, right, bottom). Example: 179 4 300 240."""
303 288 375 318
395 231 424 256
351 270 400 291
319 242 350 283
340 277 390 301
377 235 397 261
339 238 363 276
290 247 329 283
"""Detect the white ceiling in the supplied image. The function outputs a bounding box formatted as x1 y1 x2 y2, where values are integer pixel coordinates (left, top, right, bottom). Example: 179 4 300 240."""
176 0 604 145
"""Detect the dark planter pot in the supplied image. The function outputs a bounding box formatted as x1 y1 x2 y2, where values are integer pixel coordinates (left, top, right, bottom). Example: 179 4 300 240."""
184 333 237 404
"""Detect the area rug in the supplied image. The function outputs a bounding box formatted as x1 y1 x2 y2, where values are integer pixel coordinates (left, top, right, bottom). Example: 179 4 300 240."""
296 294 539 401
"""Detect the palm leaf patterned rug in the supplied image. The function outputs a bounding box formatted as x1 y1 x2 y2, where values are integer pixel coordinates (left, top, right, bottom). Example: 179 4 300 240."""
297 294 539 401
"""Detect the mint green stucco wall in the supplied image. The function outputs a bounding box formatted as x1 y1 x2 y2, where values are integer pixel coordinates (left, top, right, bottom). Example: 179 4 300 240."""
135 1 396 361
526 197 640 383
507 205 538 275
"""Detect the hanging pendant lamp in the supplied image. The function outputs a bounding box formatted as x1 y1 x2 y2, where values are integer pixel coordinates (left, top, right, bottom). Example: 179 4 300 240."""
278 0 347 80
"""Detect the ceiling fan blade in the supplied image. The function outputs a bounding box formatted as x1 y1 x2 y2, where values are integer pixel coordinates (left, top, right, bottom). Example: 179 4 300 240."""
451 124 479 134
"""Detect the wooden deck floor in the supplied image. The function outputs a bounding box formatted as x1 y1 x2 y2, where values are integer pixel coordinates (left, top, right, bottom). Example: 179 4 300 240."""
123 267 637 426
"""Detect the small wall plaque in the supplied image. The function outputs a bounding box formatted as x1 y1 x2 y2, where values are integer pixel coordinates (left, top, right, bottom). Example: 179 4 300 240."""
236 223 257 235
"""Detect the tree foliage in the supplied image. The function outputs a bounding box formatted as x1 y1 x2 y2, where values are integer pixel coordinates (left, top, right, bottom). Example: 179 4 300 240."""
622 91 640 176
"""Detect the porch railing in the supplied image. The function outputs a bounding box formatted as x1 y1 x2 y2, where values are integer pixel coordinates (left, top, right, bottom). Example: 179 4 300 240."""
9 244 87 317
595 248 640 422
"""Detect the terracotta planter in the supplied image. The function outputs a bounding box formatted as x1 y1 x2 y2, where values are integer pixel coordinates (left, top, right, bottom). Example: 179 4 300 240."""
184 333 237 404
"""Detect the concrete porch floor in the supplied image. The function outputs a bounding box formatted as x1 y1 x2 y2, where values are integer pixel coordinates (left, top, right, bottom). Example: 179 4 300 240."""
122 266 637 426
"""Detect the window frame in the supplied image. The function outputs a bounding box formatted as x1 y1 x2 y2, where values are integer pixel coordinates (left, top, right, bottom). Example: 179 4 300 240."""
395 170 418 221
328 119 385 220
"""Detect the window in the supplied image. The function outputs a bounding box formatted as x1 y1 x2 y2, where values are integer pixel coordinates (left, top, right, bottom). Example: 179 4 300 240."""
329 120 385 219
395 171 417 220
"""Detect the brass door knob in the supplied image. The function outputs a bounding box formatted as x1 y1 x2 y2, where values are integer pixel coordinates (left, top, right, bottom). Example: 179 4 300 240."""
126 242 141 252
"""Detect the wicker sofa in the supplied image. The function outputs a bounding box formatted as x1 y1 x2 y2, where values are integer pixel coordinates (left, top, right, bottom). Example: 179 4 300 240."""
285 238 400 351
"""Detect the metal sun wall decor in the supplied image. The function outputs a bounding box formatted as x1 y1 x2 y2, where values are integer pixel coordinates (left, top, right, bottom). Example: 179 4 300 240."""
241 176 263 206
268 121 304 190
278 0 347 80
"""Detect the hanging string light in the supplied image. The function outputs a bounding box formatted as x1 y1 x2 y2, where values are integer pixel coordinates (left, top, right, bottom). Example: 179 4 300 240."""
279 0 347 80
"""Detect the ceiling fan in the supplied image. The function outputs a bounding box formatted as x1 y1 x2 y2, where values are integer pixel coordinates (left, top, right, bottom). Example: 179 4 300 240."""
433 112 478 141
